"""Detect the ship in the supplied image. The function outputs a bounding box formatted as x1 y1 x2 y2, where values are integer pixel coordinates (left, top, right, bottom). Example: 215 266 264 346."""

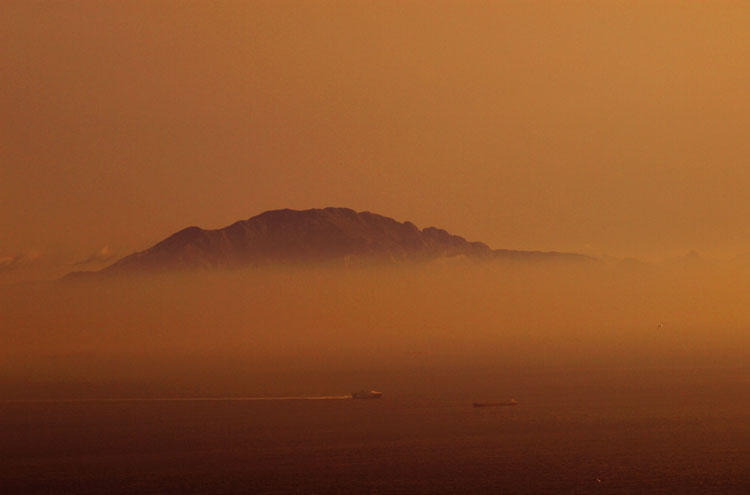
351 390 383 399
472 399 518 408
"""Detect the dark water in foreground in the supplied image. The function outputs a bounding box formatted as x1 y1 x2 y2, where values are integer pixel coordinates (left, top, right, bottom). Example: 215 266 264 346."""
4 371 750 494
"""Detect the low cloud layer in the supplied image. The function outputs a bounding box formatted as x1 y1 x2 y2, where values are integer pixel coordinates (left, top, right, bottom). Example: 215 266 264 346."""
3 261 750 399
72 246 117 266
0 250 42 273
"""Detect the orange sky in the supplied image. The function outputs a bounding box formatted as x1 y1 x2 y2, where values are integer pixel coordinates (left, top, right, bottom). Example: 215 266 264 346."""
3 1 750 279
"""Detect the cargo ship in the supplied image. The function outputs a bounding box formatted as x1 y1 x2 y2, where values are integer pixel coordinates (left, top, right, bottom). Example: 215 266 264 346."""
351 390 383 399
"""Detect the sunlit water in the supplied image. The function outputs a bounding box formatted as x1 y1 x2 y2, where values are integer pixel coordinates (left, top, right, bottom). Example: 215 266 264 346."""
3 369 750 494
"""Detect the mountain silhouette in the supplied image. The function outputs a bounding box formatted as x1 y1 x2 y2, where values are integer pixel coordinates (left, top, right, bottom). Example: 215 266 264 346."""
64 208 592 280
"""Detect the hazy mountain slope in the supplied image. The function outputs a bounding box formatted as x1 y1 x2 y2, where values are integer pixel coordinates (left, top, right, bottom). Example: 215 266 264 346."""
64 208 592 279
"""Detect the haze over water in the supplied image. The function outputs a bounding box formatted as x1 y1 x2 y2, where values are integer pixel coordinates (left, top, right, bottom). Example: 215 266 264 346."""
4 264 750 493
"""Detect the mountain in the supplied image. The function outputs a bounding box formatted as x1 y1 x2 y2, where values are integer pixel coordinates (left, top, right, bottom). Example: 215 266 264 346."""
63 208 592 280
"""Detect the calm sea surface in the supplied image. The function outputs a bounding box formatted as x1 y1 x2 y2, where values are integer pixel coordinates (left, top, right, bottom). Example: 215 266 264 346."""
3 370 750 494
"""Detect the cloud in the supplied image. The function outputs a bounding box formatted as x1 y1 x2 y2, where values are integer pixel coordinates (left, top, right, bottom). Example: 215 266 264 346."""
0 250 42 273
72 246 117 266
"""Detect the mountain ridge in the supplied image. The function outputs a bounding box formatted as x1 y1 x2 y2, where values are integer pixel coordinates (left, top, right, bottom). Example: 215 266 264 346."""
64 207 593 280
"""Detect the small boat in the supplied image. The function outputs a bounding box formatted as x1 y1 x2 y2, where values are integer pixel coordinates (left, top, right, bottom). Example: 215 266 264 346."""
351 390 383 399
472 399 518 408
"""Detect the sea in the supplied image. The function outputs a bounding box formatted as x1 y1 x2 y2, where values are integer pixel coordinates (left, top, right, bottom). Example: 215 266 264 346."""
3 367 750 494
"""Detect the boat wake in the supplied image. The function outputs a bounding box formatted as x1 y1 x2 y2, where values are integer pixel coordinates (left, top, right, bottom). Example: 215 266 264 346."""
2 396 353 403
